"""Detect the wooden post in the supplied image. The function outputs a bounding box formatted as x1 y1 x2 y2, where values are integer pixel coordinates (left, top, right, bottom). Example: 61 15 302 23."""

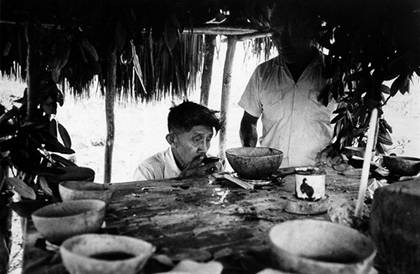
200 35 216 106
0 166 12 274
25 23 40 121
355 108 378 217
219 37 237 162
104 48 117 185
371 181 420 273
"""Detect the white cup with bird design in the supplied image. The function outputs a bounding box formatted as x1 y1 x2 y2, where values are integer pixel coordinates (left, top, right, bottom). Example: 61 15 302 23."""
295 171 325 201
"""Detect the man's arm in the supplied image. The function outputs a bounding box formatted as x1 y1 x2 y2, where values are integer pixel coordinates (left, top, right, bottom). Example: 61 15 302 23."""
240 111 259 147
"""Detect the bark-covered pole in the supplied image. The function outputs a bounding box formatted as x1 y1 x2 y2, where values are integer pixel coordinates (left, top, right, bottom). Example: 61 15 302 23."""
104 47 117 185
219 37 237 162
0 166 12 274
200 35 216 106
25 23 41 121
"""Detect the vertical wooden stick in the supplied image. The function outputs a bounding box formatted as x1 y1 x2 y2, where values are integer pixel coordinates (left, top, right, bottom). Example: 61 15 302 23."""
355 108 378 217
219 37 237 162
25 23 40 121
104 48 117 185
200 35 216 106
0 165 12 274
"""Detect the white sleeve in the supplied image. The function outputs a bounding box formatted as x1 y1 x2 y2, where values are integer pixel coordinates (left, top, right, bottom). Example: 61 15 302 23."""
133 162 155 181
238 68 262 118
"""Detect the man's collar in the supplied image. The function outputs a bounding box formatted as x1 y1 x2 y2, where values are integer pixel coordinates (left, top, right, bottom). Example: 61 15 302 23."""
276 47 324 68
168 147 182 173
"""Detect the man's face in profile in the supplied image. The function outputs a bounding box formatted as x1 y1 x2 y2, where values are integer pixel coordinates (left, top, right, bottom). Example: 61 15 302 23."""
171 125 214 168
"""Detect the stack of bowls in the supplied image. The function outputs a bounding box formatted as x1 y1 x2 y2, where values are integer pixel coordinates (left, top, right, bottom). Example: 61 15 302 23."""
32 180 155 274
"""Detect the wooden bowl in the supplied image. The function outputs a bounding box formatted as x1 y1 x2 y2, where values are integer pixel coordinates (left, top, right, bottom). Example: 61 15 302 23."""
382 155 420 176
343 146 365 158
269 220 376 274
31 199 105 244
60 234 155 274
59 181 113 203
225 147 283 179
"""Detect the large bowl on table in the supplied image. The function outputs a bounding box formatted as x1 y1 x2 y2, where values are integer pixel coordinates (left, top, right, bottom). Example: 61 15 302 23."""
225 147 283 179
269 219 376 274
60 234 155 274
382 155 420 176
31 199 105 244
59 181 113 203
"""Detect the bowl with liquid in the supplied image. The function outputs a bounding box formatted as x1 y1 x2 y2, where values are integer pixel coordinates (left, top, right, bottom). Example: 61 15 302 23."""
225 147 283 179
382 155 420 176
31 199 105 244
269 219 376 274
60 234 155 274
59 181 113 203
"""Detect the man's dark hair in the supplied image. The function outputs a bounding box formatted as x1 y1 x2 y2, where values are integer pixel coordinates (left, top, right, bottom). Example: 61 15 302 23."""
168 101 221 133
270 1 319 38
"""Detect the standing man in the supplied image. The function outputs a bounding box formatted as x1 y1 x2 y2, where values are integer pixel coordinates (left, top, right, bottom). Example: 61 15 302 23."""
239 5 336 167
133 101 222 180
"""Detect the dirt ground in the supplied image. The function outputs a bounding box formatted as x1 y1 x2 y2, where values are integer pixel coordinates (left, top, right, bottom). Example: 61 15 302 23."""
1 42 420 273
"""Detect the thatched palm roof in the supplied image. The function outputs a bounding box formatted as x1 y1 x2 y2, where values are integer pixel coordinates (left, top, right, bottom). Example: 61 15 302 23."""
0 0 273 101
1 0 419 102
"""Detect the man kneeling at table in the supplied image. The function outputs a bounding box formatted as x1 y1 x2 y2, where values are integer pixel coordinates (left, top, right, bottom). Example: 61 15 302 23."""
133 101 222 180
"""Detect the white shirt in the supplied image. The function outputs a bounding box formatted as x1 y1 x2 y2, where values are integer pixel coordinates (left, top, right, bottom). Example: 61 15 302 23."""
238 54 336 167
133 148 181 180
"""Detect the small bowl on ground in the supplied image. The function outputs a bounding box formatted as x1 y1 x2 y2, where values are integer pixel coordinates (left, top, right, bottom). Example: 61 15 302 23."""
59 181 113 203
225 147 283 180
269 219 376 274
382 155 420 176
31 199 105 244
60 233 155 274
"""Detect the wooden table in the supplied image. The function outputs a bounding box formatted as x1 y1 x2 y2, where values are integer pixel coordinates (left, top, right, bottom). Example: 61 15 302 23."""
22 170 362 273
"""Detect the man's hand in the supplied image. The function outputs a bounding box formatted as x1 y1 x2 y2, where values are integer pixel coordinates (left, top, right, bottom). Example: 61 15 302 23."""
178 154 222 179
240 111 258 147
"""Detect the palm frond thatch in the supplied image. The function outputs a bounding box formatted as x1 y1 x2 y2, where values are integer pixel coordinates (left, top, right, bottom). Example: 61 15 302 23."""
0 0 273 101
1 0 420 105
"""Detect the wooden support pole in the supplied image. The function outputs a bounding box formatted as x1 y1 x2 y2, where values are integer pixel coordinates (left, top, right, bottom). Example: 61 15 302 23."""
0 165 12 274
219 37 237 162
104 48 117 185
200 35 216 106
183 27 257 36
371 181 420 273
236 31 272 41
25 23 40 121
355 108 378 217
